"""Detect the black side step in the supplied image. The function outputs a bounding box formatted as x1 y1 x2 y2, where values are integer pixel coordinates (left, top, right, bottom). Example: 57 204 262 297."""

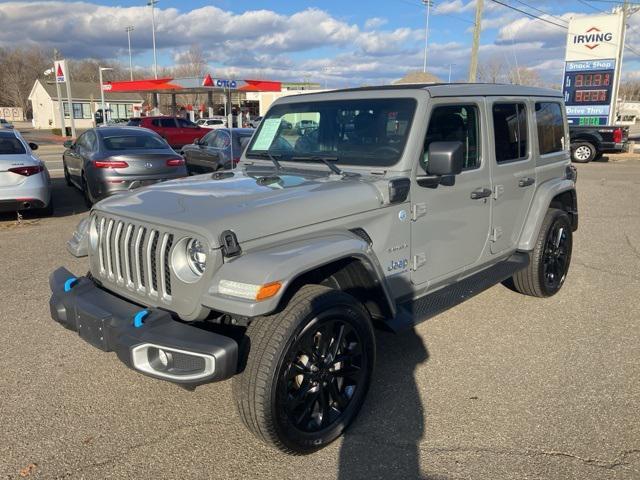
387 252 529 333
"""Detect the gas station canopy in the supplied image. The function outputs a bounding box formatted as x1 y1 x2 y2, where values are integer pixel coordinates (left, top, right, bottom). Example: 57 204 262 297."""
102 74 281 94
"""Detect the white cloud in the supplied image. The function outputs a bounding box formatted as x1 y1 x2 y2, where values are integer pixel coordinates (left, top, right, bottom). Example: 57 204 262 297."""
364 17 388 29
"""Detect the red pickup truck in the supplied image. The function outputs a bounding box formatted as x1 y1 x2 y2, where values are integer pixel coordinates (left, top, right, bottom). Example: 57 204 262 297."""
128 117 206 149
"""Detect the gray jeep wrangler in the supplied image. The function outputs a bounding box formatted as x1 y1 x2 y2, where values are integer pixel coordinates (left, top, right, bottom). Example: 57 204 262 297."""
50 84 578 454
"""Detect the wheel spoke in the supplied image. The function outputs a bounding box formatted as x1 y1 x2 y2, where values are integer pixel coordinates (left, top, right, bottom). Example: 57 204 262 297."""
328 380 348 410
328 324 345 362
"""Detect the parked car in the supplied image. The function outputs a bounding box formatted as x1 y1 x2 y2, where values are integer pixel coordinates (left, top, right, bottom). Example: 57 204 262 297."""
52 84 577 454
0 118 15 129
248 116 262 128
569 124 628 162
181 128 254 174
196 117 228 130
127 116 207 149
62 126 187 206
295 119 318 134
0 130 52 215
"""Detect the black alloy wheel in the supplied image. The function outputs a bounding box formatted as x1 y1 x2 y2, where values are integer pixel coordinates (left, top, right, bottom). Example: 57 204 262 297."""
542 218 570 292
278 318 366 434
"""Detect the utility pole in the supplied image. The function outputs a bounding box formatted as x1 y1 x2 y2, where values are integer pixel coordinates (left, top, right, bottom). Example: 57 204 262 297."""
126 26 134 81
148 0 158 79
99 67 113 125
468 0 484 83
64 60 76 138
423 0 432 73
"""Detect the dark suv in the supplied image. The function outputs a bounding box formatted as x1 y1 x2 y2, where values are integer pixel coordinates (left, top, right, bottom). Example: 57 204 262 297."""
128 116 206 149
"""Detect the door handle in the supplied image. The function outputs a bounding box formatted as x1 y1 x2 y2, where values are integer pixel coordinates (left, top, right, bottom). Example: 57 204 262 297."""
518 177 535 187
470 187 492 200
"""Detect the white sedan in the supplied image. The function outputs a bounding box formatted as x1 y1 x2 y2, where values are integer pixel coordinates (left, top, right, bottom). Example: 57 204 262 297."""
196 117 227 129
0 130 53 216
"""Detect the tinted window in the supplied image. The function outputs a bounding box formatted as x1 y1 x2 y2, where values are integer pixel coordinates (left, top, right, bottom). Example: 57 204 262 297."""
204 131 217 147
493 103 528 163
0 136 25 154
535 102 564 155
177 118 197 128
84 131 97 151
247 98 417 167
154 118 175 128
103 134 168 150
423 104 480 171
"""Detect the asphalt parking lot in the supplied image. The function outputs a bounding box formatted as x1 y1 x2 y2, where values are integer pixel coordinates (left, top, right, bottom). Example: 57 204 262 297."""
1 145 639 479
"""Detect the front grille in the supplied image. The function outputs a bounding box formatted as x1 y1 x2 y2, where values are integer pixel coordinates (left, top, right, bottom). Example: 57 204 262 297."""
95 215 174 302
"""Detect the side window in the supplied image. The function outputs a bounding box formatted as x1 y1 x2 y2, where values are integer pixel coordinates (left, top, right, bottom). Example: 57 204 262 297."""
204 131 217 147
214 132 230 149
492 103 528 163
84 131 97 151
535 102 565 155
151 119 162 127
160 118 176 128
423 104 480 171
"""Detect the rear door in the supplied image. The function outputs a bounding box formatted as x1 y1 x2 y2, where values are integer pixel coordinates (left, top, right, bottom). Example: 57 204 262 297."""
487 99 536 254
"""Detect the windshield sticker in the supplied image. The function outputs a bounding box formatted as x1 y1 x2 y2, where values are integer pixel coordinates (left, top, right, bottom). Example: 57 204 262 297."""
252 118 281 151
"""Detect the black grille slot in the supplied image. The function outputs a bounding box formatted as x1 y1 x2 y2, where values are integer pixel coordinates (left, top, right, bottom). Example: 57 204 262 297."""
138 229 146 288
164 235 173 296
150 232 159 292
171 352 205 373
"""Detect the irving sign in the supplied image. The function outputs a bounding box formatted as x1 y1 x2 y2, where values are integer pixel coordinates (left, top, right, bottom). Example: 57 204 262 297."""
563 12 625 126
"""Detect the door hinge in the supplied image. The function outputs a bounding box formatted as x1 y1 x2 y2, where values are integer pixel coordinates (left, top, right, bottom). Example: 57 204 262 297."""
412 253 427 270
493 184 504 200
412 203 427 221
490 227 503 242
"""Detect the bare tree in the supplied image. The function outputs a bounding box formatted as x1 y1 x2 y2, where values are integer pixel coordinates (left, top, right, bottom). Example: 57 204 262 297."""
619 80 640 101
477 57 506 83
508 67 544 87
0 46 50 117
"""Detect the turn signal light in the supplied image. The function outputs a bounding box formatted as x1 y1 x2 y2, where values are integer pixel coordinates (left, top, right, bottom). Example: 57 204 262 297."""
256 282 282 301
94 160 129 169
166 158 185 166
8 165 43 176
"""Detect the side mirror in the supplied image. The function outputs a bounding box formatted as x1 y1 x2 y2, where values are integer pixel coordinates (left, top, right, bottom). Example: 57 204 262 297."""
63 140 74 149
418 141 464 187
28 142 38 151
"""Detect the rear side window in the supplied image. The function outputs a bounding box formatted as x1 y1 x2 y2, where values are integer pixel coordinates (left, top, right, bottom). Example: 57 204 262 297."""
0 136 25 154
177 118 197 128
127 118 141 127
493 103 528 163
535 102 564 155
152 118 175 128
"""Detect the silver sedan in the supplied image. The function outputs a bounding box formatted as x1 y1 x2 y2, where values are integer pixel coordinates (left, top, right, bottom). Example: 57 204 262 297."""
0 130 53 215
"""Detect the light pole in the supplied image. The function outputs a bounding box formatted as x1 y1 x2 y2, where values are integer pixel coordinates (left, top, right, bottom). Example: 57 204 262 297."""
448 63 455 83
422 0 432 73
99 67 113 125
125 26 134 81
147 0 158 80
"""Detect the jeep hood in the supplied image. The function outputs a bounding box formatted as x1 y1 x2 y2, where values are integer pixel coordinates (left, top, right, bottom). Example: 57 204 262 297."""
95 169 385 246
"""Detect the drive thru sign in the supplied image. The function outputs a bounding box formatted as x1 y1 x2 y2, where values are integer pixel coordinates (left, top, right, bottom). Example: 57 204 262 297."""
54 60 66 83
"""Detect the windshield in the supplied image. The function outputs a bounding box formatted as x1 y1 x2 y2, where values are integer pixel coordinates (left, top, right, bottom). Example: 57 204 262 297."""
246 98 416 167
103 134 168 151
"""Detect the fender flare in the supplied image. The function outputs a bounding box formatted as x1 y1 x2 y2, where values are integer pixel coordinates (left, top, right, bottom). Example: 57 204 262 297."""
518 178 576 251
201 232 394 318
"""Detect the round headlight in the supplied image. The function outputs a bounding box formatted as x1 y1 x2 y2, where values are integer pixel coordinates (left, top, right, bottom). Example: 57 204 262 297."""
186 238 207 275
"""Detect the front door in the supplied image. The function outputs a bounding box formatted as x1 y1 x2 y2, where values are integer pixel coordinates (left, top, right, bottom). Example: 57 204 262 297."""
411 100 492 287
487 99 537 254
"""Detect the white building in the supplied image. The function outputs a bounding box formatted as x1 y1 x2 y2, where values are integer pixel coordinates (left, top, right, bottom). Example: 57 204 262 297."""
28 80 143 130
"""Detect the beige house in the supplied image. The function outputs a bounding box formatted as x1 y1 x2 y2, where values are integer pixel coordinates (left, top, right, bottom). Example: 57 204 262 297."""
28 80 144 130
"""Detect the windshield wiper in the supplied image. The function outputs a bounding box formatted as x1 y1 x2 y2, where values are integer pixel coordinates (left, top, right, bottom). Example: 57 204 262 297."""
246 151 282 170
290 156 343 176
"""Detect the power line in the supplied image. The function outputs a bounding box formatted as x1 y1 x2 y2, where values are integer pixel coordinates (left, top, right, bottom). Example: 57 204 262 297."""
395 0 476 25
488 0 569 29
510 0 569 25
577 0 607 12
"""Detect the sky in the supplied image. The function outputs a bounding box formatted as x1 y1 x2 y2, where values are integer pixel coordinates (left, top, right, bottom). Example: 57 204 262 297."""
1 0 639 87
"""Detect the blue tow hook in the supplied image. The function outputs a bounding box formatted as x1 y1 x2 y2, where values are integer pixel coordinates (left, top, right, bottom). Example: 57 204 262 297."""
63 277 78 292
133 310 150 328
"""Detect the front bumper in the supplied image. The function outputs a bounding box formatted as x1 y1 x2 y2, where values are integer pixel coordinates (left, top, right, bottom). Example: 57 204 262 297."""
49 267 238 386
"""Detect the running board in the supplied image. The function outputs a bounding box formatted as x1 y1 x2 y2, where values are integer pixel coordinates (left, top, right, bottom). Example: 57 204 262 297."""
387 252 529 333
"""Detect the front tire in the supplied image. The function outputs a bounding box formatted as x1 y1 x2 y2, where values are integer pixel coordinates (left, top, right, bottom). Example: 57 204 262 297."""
571 142 596 163
233 285 375 454
511 208 573 297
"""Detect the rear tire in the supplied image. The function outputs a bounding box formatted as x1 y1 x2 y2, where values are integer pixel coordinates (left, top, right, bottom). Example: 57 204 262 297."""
233 285 375 454
511 208 572 297
571 142 596 163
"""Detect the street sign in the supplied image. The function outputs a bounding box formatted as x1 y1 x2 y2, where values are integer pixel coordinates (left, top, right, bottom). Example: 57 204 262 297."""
562 13 625 126
54 60 66 83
